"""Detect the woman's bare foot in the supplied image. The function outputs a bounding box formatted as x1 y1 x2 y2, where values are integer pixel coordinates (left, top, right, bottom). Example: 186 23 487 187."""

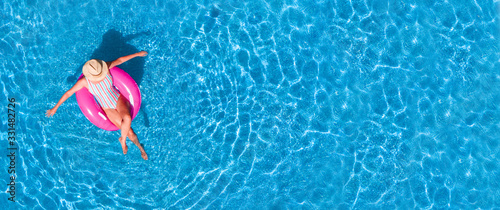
119 137 128 154
141 150 148 160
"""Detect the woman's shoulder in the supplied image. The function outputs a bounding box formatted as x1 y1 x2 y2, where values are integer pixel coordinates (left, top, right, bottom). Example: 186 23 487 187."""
76 77 89 88
106 61 114 69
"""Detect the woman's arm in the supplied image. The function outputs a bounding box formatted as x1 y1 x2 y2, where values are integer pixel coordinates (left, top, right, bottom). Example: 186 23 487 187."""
46 78 87 117
108 51 148 69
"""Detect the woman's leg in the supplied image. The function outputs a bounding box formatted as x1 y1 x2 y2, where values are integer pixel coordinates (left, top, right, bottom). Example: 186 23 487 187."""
115 96 148 160
104 108 128 154
128 131 148 160
117 98 131 141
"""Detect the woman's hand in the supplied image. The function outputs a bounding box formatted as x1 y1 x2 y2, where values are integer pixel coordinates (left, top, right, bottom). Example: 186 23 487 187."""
137 51 148 57
46 108 57 117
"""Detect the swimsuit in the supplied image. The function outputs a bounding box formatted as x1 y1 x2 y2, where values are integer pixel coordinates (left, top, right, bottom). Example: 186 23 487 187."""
86 73 121 109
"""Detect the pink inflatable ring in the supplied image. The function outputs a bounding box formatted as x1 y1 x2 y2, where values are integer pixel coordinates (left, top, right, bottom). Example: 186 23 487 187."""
75 67 141 131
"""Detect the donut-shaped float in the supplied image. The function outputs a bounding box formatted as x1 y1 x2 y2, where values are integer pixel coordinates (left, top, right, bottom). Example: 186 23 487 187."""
75 67 141 131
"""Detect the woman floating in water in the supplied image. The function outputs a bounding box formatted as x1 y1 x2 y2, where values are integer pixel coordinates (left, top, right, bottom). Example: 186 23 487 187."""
46 51 149 160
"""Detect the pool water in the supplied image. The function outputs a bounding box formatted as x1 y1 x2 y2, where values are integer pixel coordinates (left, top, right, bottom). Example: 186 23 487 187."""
1 0 500 209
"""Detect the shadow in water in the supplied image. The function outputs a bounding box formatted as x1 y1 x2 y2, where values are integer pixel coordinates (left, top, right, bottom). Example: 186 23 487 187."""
91 29 150 85
67 29 151 128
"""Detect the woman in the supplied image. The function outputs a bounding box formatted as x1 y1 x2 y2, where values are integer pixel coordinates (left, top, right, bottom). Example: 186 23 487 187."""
46 51 148 160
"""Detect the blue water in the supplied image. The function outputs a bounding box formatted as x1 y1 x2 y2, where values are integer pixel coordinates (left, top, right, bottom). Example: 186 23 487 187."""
1 0 500 209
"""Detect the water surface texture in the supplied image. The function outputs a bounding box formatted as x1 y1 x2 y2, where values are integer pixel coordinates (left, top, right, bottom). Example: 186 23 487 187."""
1 0 500 209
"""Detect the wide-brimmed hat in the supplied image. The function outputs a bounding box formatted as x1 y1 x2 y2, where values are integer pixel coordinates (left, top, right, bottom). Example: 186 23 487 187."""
82 59 108 81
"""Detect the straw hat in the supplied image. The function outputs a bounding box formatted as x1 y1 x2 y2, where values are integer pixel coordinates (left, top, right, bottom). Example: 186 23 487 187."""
82 59 108 81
